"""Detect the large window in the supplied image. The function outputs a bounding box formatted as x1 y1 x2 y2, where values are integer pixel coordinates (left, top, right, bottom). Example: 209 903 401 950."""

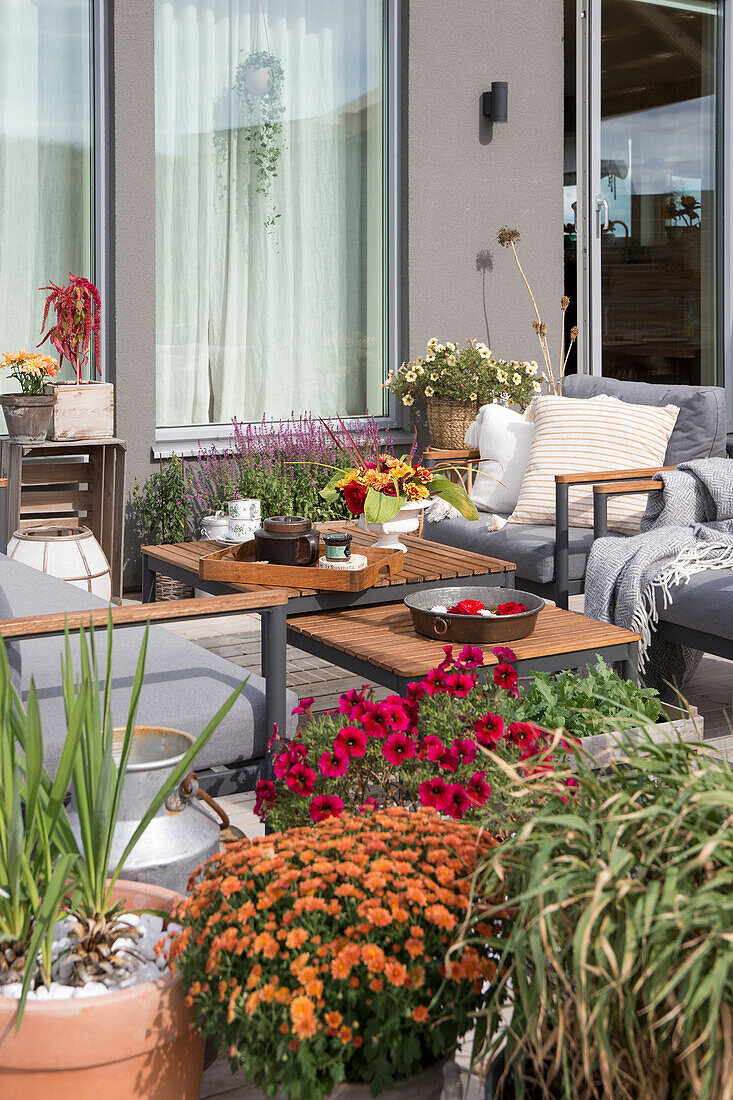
155 0 388 431
0 0 95 394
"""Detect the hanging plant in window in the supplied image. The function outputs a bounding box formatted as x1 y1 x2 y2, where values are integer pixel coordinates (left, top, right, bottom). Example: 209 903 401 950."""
231 2 285 233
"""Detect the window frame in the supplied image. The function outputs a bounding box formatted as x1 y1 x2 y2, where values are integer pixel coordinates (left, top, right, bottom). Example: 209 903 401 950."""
94 0 110 384
153 0 401 453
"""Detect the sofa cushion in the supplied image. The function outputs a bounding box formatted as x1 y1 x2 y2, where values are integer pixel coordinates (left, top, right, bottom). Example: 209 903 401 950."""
0 554 296 775
562 375 727 465
656 569 733 643
424 516 596 585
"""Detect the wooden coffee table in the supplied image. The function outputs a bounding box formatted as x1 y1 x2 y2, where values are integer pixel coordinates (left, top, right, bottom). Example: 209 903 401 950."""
141 526 517 753
287 603 641 691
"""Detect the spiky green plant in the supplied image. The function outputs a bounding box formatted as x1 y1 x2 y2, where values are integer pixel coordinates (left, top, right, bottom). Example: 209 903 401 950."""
59 621 246 982
0 644 80 1016
464 724 733 1100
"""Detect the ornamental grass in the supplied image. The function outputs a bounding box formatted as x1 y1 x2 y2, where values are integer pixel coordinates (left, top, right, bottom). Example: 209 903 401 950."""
162 808 503 1100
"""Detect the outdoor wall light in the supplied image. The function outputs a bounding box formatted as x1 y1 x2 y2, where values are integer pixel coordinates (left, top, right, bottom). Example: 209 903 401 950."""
481 81 508 123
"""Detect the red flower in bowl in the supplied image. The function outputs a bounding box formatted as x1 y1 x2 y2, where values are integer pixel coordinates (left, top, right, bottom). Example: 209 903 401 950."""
496 601 528 616
446 599 485 616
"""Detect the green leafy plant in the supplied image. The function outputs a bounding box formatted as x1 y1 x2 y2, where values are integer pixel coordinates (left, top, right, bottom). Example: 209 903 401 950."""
464 726 733 1100
516 656 664 739
0 644 80 1017
385 338 542 411
132 454 191 545
233 51 285 231
163 808 501 1100
57 622 246 984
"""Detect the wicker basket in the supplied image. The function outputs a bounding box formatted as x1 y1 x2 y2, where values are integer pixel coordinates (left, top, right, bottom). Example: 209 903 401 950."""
155 573 194 602
426 398 480 450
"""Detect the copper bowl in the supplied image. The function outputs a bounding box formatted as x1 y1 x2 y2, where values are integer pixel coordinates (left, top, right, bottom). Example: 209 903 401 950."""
404 587 545 644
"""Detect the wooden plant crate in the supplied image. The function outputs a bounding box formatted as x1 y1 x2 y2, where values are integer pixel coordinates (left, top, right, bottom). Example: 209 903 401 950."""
45 381 114 441
199 541 404 592
574 703 703 768
0 438 126 597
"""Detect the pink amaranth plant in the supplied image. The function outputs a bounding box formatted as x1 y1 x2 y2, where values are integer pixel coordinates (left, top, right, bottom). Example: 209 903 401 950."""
260 643 575 832
38 274 101 383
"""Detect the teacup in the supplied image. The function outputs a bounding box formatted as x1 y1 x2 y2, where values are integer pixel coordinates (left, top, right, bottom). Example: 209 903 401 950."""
229 518 258 541
229 499 261 523
201 512 230 540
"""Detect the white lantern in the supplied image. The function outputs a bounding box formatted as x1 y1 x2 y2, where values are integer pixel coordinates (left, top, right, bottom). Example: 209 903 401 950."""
7 524 112 601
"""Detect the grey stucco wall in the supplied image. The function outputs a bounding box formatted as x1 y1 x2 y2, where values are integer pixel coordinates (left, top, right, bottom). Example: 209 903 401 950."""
110 0 157 587
405 0 564 370
110 0 564 588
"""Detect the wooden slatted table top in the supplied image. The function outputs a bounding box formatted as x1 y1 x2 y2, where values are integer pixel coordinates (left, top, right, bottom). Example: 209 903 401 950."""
143 524 516 598
288 604 640 678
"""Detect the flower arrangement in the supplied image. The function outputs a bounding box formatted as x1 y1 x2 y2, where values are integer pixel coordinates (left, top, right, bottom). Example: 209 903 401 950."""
257 643 572 833
38 273 101 383
384 338 542 410
320 423 478 524
162 807 502 1100
187 415 386 524
0 349 60 395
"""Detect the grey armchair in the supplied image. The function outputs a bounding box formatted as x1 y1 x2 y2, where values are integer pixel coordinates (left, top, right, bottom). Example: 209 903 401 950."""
424 375 727 608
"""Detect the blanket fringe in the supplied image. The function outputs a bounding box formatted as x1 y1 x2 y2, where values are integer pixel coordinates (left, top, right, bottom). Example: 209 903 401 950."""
631 542 733 670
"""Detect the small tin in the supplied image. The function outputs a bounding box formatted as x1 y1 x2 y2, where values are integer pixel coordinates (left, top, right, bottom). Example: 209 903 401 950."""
323 532 353 561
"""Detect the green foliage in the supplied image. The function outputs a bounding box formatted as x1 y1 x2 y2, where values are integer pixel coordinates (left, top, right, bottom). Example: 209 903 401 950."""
234 51 286 231
516 657 665 739
132 454 191 545
385 338 543 410
465 729 733 1100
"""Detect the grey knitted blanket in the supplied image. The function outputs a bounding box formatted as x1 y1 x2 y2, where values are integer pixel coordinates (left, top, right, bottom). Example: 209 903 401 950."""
584 458 733 694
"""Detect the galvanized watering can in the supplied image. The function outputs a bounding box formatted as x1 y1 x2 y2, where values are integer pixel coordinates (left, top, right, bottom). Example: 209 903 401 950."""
68 727 227 894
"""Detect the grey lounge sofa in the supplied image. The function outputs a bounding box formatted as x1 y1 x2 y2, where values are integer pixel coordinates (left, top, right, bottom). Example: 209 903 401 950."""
0 552 297 792
655 569 733 662
425 375 728 608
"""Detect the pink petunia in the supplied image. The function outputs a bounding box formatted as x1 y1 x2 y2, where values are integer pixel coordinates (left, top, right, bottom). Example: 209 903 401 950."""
318 749 349 778
508 722 540 751
444 672 476 698
439 645 454 670
436 747 460 772
383 731 417 767
425 736 446 764
466 771 491 806
452 738 477 765
494 662 519 695
376 697 411 732
285 762 316 797
457 645 484 669
473 713 505 747
309 794 344 823
418 776 449 808
254 779 277 817
492 645 518 663
334 726 368 758
421 667 447 696
438 783 472 820
292 696 315 716
273 742 308 779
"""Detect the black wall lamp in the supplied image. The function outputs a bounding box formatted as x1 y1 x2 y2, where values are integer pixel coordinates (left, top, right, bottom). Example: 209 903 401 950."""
481 81 508 123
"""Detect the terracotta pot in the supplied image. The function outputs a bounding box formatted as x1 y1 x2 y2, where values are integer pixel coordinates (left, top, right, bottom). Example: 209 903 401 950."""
0 393 55 443
0 880 203 1100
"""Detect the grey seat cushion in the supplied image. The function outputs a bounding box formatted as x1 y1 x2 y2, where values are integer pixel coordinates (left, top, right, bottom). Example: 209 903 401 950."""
656 569 733 643
563 375 727 464
0 554 297 775
425 517 596 585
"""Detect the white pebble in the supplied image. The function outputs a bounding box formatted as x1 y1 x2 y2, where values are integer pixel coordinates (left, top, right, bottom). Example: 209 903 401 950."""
479 609 496 617
45 983 75 1000
431 605 448 615
0 983 23 999
73 982 110 998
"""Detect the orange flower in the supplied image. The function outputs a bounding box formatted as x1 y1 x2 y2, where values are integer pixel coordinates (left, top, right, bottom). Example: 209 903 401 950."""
338 1025 353 1044
412 1005 430 1023
405 937 424 959
331 956 351 980
290 995 318 1040
384 960 408 987
220 875 241 898
361 943 385 973
325 1010 343 1030
369 977 384 993
286 928 308 950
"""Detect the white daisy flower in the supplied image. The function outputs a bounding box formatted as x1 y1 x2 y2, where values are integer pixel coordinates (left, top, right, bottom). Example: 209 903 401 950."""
436 344 445 353
416 356 424 365
447 355 457 367
426 352 435 362
425 386 435 397
402 394 414 406
497 370 508 384
447 342 456 351
427 337 438 349
512 373 522 386
469 392 477 400
532 380 541 392
525 362 537 375
430 372 439 381
405 370 417 382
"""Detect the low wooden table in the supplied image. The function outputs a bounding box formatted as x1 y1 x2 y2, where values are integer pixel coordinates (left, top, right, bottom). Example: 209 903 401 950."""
287 603 641 691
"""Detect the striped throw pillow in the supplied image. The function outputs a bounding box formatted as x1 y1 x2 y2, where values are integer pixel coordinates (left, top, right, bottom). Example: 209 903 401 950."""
508 394 679 535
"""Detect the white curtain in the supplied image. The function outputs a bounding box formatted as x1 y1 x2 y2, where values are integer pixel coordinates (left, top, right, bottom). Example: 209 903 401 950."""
0 0 93 394
155 0 385 428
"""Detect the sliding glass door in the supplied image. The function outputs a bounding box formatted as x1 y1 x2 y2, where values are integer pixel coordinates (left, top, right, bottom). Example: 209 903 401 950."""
570 0 725 386
0 0 95 389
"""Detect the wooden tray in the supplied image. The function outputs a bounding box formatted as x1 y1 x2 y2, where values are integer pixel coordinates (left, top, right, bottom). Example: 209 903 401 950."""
198 540 404 591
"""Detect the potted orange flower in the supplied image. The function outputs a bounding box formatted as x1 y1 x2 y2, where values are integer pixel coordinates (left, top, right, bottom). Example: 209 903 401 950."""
162 808 502 1100
0 350 60 442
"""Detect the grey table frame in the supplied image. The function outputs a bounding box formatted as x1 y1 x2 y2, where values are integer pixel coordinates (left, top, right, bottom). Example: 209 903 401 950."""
286 619 640 696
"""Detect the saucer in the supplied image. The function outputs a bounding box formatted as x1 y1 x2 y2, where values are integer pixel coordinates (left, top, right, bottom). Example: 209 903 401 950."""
215 531 255 545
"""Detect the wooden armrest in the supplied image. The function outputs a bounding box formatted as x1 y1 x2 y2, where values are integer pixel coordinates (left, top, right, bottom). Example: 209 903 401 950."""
556 466 673 485
0 478 7 489
593 479 662 495
423 448 480 461
0 591 290 640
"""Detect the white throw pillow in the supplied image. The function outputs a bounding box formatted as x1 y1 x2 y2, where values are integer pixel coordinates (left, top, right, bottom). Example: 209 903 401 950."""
509 394 679 534
465 404 534 514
